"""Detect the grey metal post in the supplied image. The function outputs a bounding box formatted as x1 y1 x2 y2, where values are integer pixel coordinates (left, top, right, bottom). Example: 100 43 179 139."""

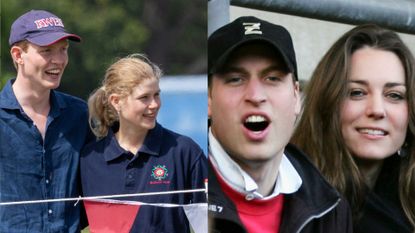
231 0 415 34
208 0 231 36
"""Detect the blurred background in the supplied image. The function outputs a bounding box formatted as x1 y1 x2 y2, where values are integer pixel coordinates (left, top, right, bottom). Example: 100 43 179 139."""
0 0 207 154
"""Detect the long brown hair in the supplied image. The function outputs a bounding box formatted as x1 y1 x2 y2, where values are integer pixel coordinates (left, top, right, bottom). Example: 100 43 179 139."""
88 54 162 138
292 24 415 229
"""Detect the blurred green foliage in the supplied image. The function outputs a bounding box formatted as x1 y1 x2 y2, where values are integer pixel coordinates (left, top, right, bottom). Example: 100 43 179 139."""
1 0 206 99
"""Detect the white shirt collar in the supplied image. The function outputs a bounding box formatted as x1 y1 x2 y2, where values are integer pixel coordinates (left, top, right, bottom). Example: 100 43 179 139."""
209 128 302 200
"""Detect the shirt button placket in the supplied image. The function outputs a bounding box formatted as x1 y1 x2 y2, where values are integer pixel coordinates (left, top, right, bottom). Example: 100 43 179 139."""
43 147 53 220
245 193 255 201
125 161 136 188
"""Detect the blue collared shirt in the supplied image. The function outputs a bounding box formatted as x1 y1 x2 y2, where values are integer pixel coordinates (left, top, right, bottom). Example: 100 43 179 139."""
0 79 92 233
81 123 207 233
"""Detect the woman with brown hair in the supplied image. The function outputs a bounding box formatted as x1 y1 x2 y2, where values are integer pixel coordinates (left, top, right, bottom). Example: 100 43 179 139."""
292 24 415 233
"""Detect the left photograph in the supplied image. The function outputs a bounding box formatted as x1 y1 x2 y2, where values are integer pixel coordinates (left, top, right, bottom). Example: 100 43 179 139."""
0 1 207 233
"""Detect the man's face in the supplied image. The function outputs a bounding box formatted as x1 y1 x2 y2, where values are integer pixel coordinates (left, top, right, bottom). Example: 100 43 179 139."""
208 43 300 168
18 39 69 90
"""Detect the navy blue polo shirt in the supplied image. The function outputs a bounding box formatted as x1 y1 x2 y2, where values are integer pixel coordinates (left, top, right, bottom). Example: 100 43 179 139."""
0 79 92 233
80 123 207 233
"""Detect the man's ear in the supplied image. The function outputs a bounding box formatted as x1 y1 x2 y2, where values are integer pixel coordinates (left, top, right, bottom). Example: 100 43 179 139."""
10 46 24 66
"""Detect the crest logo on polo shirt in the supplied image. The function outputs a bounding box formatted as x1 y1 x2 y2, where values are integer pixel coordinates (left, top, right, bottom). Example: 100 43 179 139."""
151 165 168 181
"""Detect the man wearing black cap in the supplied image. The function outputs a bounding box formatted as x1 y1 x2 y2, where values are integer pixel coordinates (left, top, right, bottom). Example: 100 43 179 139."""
208 16 352 233
0 10 91 232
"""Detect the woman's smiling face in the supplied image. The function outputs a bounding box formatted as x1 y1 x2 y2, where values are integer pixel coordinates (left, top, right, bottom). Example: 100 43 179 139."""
340 47 408 161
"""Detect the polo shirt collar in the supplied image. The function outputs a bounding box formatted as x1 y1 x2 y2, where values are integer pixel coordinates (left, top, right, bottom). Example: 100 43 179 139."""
209 128 302 200
103 122 162 162
103 130 126 162
139 122 162 156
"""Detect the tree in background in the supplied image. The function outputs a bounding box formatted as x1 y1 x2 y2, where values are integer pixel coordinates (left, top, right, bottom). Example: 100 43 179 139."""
0 0 206 99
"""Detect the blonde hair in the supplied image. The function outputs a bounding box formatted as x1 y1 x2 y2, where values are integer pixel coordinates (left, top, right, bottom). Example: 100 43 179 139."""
88 54 162 137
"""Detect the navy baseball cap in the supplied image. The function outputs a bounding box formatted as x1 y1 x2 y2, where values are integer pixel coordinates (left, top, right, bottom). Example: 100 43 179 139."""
9 10 81 46
208 16 298 80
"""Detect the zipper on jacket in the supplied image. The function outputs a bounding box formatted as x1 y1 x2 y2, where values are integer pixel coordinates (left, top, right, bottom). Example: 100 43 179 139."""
296 198 341 233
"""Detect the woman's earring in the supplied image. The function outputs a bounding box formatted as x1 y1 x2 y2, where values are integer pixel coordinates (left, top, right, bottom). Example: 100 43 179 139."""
398 143 408 157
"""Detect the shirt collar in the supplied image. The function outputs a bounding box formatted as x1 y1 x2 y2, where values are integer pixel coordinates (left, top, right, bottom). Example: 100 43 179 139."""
48 90 67 119
0 79 21 110
209 128 302 200
0 78 66 119
103 122 162 162
140 122 162 156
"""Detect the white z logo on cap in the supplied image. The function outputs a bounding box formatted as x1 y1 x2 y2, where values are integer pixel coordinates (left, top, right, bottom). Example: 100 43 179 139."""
243 23 262 35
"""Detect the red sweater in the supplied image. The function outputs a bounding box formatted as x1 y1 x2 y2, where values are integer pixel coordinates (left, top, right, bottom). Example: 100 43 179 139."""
216 172 284 233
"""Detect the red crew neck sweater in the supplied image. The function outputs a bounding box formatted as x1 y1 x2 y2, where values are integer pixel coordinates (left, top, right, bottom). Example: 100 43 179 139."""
216 171 284 233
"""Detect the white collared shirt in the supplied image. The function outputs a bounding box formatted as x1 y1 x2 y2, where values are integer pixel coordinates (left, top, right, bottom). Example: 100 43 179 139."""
209 128 302 200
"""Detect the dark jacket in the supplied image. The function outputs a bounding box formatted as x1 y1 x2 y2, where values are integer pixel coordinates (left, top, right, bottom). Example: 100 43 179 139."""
354 155 413 233
208 143 353 233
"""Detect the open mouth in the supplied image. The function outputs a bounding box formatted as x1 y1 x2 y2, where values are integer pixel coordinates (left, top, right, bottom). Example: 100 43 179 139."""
357 128 388 136
243 115 269 132
144 111 158 119
45 69 61 76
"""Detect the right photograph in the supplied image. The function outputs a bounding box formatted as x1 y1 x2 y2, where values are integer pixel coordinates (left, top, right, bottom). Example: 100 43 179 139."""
207 1 415 233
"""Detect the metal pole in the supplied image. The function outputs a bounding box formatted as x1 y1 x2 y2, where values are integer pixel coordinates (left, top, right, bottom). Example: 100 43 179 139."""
208 0 231 36
231 0 415 34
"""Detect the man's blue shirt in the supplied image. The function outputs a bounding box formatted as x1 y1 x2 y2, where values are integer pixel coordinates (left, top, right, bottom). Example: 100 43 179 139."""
81 123 207 233
0 79 91 233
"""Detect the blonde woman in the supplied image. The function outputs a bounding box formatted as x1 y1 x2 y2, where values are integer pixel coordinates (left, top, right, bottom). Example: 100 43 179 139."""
81 54 207 232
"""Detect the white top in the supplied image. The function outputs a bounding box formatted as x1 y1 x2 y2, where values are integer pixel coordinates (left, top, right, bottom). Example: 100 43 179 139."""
209 128 302 200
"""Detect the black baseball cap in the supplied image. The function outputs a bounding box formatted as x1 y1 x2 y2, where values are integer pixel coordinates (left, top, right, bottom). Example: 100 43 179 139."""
208 16 298 80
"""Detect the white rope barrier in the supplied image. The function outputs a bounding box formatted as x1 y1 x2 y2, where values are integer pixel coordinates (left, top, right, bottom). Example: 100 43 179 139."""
0 188 206 206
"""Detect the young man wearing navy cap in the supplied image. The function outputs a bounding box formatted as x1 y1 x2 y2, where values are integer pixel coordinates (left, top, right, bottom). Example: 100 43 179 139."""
208 16 352 233
0 10 91 232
